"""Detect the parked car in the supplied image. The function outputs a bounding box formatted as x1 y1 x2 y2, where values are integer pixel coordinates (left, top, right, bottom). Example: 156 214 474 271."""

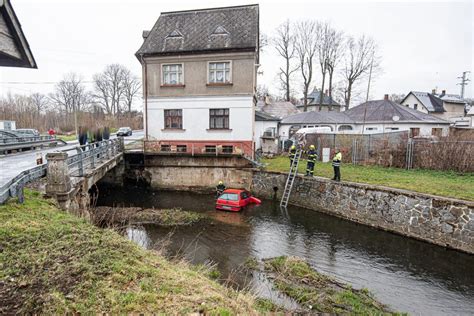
216 189 261 212
117 127 132 136
15 128 40 137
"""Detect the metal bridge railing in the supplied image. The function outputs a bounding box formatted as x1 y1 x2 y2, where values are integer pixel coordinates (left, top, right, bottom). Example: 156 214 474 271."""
0 138 124 205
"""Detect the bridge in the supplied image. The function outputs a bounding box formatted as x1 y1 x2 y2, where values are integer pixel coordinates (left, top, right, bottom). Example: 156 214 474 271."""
0 138 124 217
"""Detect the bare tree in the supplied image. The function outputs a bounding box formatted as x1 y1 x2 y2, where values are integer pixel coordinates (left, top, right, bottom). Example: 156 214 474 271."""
342 35 379 109
122 70 141 114
295 20 319 111
272 20 298 102
389 93 406 104
317 22 332 111
93 64 128 115
30 92 49 115
326 28 345 111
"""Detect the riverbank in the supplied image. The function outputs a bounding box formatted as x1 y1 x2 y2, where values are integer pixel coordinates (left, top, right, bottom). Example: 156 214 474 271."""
262 256 401 315
0 190 257 314
262 156 474 201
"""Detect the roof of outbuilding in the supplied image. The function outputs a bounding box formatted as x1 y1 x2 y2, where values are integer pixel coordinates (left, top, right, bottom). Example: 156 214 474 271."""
260 101 299 119
402 91 445 112
255 111 280 121
344 99 449 124
299 89 340 106
281 111 354 125
136 4 259 57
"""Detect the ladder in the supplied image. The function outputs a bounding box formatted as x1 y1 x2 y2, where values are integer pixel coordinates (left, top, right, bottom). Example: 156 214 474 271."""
280 148 302 208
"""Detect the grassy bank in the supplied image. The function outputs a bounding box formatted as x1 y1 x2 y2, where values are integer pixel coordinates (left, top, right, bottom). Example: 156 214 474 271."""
0 190 257 314
264 256 401 315
262 156 474 201
93 206 205 227
56 134 77 142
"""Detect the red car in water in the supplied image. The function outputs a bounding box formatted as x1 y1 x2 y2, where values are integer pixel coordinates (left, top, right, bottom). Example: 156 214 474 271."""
216 189 261 212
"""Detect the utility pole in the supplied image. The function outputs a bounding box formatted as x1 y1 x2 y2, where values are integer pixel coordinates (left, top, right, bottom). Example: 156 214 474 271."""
457 71 470 98
365 52 375 102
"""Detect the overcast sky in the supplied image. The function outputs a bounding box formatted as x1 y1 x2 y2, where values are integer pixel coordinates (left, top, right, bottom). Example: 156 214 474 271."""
0 0 472 107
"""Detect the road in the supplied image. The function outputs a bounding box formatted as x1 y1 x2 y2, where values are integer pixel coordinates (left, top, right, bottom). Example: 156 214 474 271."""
0 130 144 187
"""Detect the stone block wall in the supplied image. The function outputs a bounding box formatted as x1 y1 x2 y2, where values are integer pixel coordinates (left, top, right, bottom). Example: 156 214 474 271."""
251 171 474 254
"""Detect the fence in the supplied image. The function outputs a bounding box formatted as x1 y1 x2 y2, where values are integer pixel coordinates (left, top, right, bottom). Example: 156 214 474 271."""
0 138 124 204
303 132 474 172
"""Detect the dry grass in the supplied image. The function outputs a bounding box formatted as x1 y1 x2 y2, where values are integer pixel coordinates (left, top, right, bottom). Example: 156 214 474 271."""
0 190 259 314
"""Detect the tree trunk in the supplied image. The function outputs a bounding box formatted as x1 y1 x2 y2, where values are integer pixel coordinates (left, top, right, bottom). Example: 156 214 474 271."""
328 70 334 111
345 81 353 110
285 58 290 102
318 72 326 111
303 85 309 112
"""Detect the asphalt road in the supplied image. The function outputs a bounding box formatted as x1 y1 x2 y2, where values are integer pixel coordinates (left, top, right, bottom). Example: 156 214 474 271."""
0 130 144 187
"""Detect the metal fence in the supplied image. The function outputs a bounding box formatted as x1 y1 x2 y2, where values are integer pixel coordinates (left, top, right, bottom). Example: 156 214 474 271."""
0 138 124 204
303 132 473 172
0 135 66 153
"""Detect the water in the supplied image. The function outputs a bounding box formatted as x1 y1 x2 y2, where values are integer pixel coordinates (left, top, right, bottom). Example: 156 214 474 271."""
98 186 474 315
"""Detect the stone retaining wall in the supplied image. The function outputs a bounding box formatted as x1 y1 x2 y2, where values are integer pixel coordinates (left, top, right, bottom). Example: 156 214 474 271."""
252 171 474 254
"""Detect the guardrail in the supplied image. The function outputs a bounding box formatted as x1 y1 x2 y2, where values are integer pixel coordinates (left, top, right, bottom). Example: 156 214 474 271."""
0 135 67 153
0 138 124 205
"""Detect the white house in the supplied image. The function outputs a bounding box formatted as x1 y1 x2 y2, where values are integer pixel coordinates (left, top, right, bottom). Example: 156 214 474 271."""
401 90 468 126
254 111 280 153
279 95 451 141
0 120 16 130
135 5 259 157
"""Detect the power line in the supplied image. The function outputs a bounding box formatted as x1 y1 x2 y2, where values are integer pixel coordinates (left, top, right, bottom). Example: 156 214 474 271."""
457 71 470 99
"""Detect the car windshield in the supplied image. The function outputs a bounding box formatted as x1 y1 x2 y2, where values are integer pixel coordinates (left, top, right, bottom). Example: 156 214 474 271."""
219 193 239 201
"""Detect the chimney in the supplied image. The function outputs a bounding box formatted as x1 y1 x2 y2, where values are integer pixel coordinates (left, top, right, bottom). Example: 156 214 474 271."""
440 90 446 97
384 94 389 101
142 30 150 40
264 94 270 105
431 89 436 95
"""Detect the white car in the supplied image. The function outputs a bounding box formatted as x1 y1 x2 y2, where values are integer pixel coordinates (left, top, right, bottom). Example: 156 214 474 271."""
117 127 132 136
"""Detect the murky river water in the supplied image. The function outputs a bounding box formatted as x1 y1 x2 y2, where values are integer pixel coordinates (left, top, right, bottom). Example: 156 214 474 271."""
98 186 474 315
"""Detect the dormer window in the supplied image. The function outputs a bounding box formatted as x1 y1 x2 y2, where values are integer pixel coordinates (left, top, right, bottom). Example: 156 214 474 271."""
162 63 183 85
208 61 231 84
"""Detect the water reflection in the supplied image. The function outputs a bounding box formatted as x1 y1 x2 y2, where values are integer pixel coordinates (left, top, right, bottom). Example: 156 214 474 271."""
98 186 474 315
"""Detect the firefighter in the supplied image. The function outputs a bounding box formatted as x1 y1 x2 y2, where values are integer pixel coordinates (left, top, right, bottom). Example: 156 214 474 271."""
306 144 318 177
332 148 342 181
216 181 226 198
289 145 297 167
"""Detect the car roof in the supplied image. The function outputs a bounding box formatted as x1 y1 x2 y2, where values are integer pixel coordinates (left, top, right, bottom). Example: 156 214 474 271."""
223 189 246 194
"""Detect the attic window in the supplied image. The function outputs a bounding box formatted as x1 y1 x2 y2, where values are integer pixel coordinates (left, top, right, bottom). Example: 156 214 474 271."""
166 29 183 38
212 26 229 35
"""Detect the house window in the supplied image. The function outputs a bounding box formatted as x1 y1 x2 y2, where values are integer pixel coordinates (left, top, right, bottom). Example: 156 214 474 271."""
160 144 171 152
414 104 418 110
432 128 442 137
338 125 353 131
410 128 420 137
366 127 378 131
222 145 233 153
208 62 231 84
162 64 183 85
164 109 183 129
177 145 187 152
205 145 216 153
387 127 399 131
209 108 229 129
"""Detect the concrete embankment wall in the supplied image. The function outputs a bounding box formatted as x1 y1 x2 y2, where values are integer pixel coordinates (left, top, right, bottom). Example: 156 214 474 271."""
252 171 474 254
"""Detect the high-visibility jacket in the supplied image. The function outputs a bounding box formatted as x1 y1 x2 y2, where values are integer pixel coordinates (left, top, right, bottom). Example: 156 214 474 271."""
289 148 296 159
332 152 342 167
307 150 318 163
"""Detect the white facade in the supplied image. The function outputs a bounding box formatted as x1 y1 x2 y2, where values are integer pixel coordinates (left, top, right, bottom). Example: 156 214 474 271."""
0 120 16 130
146 95 254 142
401 94 429 113
254 120 278 150
278 121 449 139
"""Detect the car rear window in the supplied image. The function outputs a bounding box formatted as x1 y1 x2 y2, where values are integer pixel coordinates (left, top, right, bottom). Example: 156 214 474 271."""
219 193 239 201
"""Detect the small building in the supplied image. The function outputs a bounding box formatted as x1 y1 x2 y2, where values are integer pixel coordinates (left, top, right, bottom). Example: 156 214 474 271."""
0 120 16 130
279 95 451 141
254 111 280 154
401 90 468 125
0 0 36 68
135 4 259 157
344 95 450 137
297 88 341 112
